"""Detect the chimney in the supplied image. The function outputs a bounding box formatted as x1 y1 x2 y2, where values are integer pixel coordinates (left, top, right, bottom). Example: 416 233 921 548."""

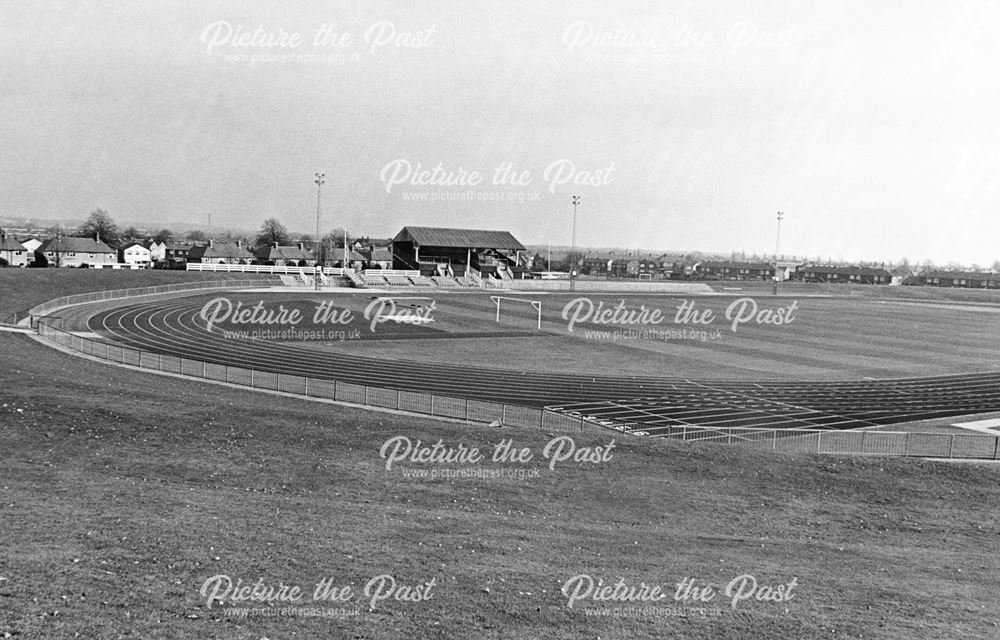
209 239 214 248
236 239 242 249
298 242 305 251
96 231 100 244
274 241 279 249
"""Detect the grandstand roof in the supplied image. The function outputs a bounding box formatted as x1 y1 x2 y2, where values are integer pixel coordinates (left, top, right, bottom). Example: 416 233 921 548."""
393 226 525 251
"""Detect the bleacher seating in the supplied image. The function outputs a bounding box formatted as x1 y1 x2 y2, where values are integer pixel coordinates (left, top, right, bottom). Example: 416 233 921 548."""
345 271 367 288
432 276 458 287
325 275 353 287
409 275 435 286
384 274 414 286
362 273 389 287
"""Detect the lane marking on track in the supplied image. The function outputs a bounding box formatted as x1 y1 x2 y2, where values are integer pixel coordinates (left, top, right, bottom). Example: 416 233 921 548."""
952 418 1000 436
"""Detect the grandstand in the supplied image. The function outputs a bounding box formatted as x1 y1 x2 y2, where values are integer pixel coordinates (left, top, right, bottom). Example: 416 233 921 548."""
391 226 526 281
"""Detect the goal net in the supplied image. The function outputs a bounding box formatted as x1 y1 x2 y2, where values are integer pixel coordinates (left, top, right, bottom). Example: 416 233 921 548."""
489 296 542 330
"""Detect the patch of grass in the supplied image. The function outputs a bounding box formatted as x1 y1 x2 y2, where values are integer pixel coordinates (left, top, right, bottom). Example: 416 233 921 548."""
0 269 274 316
2 332 1000 639
3 270 1000 638
714 280 1000 304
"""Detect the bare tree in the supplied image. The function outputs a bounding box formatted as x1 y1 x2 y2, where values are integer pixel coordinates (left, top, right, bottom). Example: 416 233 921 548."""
79 209 119 245
319 228 353 264
255 218 290 248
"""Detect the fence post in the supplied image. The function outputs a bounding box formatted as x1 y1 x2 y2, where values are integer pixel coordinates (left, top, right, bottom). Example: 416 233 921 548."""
948 434 955 458
994 436 999 461
364 385 370 406
772 430 777 450
251 369 255 388
816 432 822 454
464 398 469 421
395 389 400 411
501 404 507 425
430 395 435 415
158 353 162 371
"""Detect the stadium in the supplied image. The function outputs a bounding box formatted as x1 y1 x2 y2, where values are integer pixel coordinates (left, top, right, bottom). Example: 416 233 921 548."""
4 241 1000 638
5 2 1000 635
8 221 1000 637
31 276 1000 449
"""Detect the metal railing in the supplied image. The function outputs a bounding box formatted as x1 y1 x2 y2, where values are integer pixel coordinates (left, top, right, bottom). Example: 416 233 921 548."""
0 310 30 327
25 280 1000 458
24 279 278 327
187 263 352 276
363 268 419 277
565 415 1000 460
35 319 588 433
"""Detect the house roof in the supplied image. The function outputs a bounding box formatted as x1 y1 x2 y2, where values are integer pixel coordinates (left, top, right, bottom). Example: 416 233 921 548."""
39 237 115 254
0 236 25 251
393 226 525 251
120 242 150 251
697 261 774 270
923 270 999 280
355 237 392 248
369 248 393 262
255 245 314 261
189 243 253 260
801 264 892 277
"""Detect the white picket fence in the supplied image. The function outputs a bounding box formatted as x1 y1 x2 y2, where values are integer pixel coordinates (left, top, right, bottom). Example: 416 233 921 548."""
186 263 351 276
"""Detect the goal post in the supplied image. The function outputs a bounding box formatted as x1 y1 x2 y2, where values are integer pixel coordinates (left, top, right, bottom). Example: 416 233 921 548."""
490 296 542 330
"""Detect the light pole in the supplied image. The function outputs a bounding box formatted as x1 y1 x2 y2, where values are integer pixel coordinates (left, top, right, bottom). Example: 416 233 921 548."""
773 211 784 295
571 195 580 291
314 173 325 290
314 173 325 260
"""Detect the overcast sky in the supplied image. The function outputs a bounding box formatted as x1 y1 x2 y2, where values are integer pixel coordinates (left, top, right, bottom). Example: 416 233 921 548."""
2 1 999 264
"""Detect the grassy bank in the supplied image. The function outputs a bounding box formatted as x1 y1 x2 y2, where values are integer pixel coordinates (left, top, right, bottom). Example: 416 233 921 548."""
2 331 999 639
2 270 999 639
0 269 275 316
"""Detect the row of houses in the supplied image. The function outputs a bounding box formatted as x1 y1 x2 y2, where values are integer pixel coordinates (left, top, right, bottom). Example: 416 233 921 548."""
689 261 1000 287
690 261 895 284
524 253 1000 288
0 232 396 269
524 252 895 283
5 227 1000 289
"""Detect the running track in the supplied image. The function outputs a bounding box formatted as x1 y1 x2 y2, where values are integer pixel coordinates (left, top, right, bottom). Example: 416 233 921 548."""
81 297 1000 432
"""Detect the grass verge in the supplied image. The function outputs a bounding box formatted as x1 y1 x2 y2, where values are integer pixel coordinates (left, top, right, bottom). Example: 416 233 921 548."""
2 331 999 639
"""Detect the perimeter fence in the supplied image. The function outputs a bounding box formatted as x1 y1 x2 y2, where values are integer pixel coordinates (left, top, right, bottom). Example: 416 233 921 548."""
19 279 278 327
572 418 1000 459
36 320 588 433
23 281 1000 457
